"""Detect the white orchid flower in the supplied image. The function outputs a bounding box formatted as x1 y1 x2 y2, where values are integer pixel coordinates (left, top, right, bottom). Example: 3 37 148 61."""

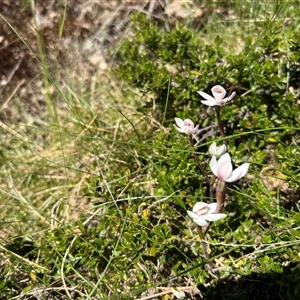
209 153 250 183
209 142 227 157
187 202 227 226
174 117 200 135
198 85 236 106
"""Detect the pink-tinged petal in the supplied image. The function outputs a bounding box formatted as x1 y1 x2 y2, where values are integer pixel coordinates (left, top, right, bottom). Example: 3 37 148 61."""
225 163 250 182
206 202 218 214
183 119 194 126
217 160 233 181
225 168 242 182
198 91 216 102
238 162 250 177
209 142 217 154
174 117 184 128
183 119 195 134
187 210 199 220
201 100 217 106
192 202 208 213
174 118 199 135
193 125 201 135
174 126 186 133
226 91 236 101
210 153 234 181
192 216 208 226
216 153 232 181
209 142 227 156
211 85 226 102
217 153 231 164
209 156 218 177
215 99 228 106
217 144 227 156
219 93 236 106
204 213 227 222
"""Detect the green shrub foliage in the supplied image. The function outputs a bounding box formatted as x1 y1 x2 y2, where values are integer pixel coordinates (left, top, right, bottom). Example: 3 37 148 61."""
110 11 300 299
114 13 300 146
3 6 300 300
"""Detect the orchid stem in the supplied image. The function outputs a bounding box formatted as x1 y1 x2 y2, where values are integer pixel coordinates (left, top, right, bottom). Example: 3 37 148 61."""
215 106 227 148
216 190 224 213
216 180 226 213
196 225 209 259
204 181 226 236
188 135 209 183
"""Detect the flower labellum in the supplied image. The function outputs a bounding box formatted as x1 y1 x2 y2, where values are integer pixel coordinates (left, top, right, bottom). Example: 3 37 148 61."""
209 153 250 183
209 142 227 157
198 85 236 106
174 117 200 135
187 202 227 226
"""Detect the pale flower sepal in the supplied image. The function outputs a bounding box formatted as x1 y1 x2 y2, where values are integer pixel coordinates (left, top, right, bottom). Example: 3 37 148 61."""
198 85 236 106
209 142 227 157
209 153 250 183
187 202 227 226
174 117 200 135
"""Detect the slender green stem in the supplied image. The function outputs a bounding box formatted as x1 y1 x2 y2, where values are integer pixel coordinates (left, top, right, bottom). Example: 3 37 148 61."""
215 106 227 148
188 135 209 183
196 225 209 259
204 180 226 236
216 180 227 213
216 190 224 213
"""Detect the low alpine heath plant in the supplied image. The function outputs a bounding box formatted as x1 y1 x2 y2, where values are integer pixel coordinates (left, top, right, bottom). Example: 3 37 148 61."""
174 84 250 258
